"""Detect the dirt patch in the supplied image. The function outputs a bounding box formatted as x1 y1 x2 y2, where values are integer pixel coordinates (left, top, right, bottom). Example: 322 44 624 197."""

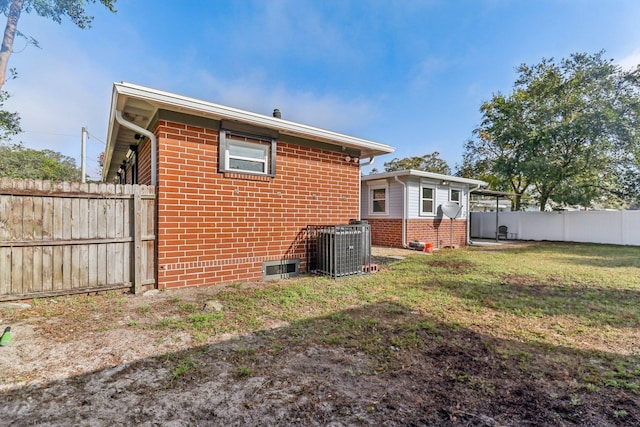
498 273 597 300
426 259 475 273
371 245 431 257
471 240 545 251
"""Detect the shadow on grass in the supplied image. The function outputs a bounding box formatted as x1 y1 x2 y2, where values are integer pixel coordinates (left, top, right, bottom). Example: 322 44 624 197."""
2 301 638 426
480 242 640 269
413 242 640 327
436 275 640 328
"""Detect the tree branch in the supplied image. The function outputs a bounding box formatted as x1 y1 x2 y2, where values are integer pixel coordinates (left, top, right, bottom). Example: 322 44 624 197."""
0 0 23 89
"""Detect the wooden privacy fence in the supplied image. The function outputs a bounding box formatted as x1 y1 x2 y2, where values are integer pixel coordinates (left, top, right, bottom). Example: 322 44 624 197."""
0 179 156 301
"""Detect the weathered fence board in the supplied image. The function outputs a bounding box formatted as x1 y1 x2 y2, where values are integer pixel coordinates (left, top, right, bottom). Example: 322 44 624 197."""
0 179 156 301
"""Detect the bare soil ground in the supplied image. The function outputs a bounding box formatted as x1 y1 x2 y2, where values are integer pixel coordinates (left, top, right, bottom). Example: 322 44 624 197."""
0 245 637 426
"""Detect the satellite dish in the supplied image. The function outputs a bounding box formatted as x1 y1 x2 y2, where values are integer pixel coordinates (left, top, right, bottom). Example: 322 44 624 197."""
441 202 463 249
441 201 462 219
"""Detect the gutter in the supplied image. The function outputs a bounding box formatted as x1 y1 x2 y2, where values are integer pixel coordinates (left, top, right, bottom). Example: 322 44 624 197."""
115 110 157 186
394 176 409 249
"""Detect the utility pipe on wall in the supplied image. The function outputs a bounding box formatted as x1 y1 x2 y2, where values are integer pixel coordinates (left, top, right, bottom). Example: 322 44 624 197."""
115 110 157 186
81 127 87 183
394 175 409 249
467 184 483 245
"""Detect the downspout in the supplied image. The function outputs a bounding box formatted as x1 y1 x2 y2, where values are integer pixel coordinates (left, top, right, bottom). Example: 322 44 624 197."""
359 156 375 166
467 184 483 245
358 157 375 221
115 110 157 186
394 176 409 248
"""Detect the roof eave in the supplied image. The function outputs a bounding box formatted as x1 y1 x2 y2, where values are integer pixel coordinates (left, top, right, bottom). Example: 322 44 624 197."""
112 81 394 154
362 169 488 187
102 84 123 181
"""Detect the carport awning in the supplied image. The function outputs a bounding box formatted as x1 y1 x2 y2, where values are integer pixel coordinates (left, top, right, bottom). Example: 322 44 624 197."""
470 189 513 241
471 189 512 198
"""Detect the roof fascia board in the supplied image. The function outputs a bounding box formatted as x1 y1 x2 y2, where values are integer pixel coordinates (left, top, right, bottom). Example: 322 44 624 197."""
113 82 394 156
361 169 487 187
102 84 122 180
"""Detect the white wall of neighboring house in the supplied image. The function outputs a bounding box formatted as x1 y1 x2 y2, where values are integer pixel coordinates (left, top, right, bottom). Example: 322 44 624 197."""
471 210 640 246
361 178 405 218
361 176 471 219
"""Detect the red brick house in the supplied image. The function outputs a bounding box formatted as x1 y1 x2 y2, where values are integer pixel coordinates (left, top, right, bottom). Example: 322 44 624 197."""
361 170 487 249
102 82 394 289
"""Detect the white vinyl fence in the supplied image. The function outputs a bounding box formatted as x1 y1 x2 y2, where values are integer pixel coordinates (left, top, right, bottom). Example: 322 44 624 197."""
470 210 640 246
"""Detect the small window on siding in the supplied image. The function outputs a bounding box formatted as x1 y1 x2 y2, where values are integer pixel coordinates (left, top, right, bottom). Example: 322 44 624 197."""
450 188 461 204
370 186 387 214
219 129 276 176
421 185 435 215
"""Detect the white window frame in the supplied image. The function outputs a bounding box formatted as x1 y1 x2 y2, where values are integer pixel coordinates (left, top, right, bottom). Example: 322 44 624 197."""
227 139 269 173
369 183 388 215
219 129 276 177
420 184 436 216
450 188 462 204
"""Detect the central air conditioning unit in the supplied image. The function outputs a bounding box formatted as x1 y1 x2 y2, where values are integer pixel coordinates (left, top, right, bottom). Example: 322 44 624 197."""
307 222 371 278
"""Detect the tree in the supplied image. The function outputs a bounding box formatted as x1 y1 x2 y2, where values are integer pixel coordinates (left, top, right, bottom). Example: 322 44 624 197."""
0 0 117 89
0 142 81 181
0 88 19 139
464 52 640 211
382 151 451 174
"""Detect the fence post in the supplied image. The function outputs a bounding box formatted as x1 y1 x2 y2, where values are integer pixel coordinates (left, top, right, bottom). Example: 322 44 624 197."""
133 186 143 294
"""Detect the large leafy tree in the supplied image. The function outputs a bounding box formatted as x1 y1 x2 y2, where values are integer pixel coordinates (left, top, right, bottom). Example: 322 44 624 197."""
0 142 81 180
0 0 117 89
463 52 640 211
381 151 451 175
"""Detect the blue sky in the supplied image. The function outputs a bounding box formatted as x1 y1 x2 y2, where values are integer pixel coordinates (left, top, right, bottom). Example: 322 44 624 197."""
4 0 640 179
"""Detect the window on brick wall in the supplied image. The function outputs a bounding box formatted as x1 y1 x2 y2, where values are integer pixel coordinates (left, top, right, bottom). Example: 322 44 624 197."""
420 185 435 215
370 185 388 215
219 129 276 176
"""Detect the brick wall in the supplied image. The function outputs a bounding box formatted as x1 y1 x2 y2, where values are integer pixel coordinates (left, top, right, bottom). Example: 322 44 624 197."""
125 166 133 185
365 218 403 247
365 217 468 249
407 218 467 249
137 138 153 186
153 120 361 289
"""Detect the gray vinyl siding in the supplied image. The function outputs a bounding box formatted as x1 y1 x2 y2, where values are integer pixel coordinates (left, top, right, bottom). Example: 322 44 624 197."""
406 178 421 218
406 177 469 219
362 175 472 220
387 180 404 218
362 179 403 219
360 187 368 219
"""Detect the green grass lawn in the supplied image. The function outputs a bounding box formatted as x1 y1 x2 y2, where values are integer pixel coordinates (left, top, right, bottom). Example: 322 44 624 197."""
131 242 640 390
195 242 640 354
5 242 640 424
160 241 640 423
13 242 640 368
